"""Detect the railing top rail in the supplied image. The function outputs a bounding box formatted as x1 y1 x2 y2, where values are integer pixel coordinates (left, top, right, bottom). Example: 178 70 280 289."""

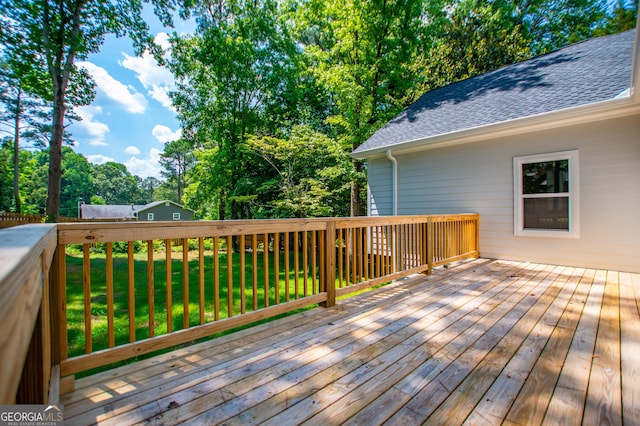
333 213 479 228
57 214 479 244
0 224 57 403
0 224 57 305
57 218 330 244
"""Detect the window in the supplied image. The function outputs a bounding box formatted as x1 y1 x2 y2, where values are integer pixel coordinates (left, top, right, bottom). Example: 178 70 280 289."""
147 213 154 221
173 212 181 220
514 150 579 238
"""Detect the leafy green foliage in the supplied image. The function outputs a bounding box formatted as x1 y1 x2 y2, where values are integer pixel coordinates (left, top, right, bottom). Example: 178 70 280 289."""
291 0 444 215
0 145 158 215
170 0 303 219
3 0 630 220
245 125 351 217
159 139 195 204
0 0 182 219
91 162 140 205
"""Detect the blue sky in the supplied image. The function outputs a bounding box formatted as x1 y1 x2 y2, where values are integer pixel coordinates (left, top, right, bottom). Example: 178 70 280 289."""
69 10 195 179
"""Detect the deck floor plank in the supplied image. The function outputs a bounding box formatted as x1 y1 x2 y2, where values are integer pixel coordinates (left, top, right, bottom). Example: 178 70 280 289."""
331 263 550 426
379 264 562 425
540 269 606 426
409 265 575 425
464 268 591 426
60 259 634 426
64 261 485 424
620 272 640 424
267 262 541 426
95 259 495 425
165 260 515 425
502 268 594 425
583 271 622 426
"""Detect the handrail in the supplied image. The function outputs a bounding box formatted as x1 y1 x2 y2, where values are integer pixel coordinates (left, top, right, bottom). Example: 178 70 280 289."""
54 214 479 377
0 214 479 403
0 224 57 404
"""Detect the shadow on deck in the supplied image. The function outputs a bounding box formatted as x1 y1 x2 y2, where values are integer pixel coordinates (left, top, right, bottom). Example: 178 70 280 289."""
61 258 640 425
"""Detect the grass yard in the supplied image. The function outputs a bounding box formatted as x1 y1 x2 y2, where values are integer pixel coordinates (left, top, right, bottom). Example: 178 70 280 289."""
65 248 322 361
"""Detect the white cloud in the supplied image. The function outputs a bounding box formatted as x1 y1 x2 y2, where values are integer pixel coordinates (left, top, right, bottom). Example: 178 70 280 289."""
87 154 115 164
155 32 172 51
125 146 141 155
124 148 163 178
120 34 176 112
152 124 182 143
148 85 175 111
78 61 147 114
74 106 110 146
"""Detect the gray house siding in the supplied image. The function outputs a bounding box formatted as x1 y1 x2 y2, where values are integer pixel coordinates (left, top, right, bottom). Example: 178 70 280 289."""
138 202 194 221
368 114 640 273
367 158 393 216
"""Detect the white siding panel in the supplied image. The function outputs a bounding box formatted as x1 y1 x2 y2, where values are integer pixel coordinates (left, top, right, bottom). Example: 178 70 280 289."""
372 114 640 272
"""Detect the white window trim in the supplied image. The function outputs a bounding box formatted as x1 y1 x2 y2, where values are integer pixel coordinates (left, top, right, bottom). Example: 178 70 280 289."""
173 212 181 220
513 150 580 238
147 212 154 221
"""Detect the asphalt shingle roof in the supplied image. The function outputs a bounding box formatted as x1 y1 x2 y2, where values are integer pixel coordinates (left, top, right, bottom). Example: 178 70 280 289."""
353 30 635 156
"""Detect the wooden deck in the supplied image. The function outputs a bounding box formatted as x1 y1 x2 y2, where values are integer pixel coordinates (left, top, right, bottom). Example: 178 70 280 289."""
61 258 640 425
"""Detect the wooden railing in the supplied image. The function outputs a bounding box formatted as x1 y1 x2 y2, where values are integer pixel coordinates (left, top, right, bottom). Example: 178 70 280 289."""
0 213 478 403
0 224 57 404
0 212 135 229
0 212 46 228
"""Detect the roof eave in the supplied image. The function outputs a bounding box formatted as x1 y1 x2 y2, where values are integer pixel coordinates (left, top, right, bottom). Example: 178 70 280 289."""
354 24 640 161
352 95 640 160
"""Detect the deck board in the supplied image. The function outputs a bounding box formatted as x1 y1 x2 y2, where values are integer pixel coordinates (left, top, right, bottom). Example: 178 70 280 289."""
583 271 622 426
60 259 640 426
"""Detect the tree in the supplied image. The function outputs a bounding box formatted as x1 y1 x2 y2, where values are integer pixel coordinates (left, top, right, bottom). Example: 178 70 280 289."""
0 139 13 211
291 0 443 216
0 0 180 220
171 0 301 219
159 139 195 204
91 162 138 205
598 0 638 34
132 176 161 204
0 44 51 212
59 148 94 217
412 0 532 93
245 125 351 217
404 0 616 108
21 150 50 214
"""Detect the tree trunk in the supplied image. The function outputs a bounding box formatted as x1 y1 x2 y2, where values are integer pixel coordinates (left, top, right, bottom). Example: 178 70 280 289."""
46 86 66 221
350 159 364 217
218 189 226 220
13 87 21 213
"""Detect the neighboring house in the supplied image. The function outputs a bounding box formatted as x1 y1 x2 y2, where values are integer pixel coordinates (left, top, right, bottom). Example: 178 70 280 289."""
81 200 194 221
353 29 640 273
135 200 195 221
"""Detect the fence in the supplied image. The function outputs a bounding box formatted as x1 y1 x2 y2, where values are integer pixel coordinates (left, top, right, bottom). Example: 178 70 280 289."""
0 212 46 228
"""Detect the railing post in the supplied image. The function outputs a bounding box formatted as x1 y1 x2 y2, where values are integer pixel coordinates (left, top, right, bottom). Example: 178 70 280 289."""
427 217 434 275
474 214 480 258
321 220 336 308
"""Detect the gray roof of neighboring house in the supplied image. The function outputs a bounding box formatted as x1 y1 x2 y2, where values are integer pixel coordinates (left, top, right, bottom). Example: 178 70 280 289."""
80 204 144 219
353 29 635 156
80 200 194 219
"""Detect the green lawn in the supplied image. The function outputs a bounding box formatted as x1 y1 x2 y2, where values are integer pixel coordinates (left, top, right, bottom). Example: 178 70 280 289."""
65 248 322 359
63 243 392 378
